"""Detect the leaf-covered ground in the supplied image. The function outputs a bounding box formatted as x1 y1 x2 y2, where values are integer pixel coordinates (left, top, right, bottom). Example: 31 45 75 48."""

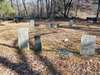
0 21 100 75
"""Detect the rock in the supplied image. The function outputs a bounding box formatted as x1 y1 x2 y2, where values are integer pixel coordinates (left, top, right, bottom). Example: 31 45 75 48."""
58 48 74 58
64 38 69 42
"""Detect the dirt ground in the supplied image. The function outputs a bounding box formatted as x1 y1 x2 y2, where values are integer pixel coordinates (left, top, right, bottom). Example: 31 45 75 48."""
0 21 100 75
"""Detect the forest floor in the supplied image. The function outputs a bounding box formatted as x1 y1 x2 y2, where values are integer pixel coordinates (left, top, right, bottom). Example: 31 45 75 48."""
0 20 100 75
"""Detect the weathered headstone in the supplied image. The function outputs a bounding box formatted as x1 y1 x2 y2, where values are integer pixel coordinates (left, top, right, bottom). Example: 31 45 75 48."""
80 35 96 55
29 20 35 31
17 28 29 49
48 22 58 29
69 20 74 27
48 22 53 28
30 20 35 26
34 32 42 54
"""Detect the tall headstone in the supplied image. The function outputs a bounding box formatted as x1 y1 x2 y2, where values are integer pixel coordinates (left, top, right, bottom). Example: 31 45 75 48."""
17 28 29 49
80 35 96 55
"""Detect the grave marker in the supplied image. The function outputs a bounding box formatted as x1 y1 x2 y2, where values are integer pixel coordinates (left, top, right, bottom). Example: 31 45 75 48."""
29 20 35 31
30 20 35 26
80 35 96 55
17 28 29 49
48 22 53 28
69 20 74 27
48 22 58 29
34 32 42 53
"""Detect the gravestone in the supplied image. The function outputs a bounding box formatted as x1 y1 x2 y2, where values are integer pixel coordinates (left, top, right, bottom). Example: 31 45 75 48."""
48 22 53 28
17 28 29 49
29 20 35 31
34 32 42 54
69 20 74 27
48 22 58 29
80 35 96 55
30 20 35 26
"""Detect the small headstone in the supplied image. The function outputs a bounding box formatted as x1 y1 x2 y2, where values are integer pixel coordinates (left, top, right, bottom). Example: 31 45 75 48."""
80 35 96 55
30 20 35 26
48 23 53 28
69 20 74 27
29 20 35 31
34 32 42 54
17 28 29 49
48 22 58 29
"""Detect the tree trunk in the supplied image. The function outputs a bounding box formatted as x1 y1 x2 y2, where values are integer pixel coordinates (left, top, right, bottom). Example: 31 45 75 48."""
96 0 100 21
75 0 79 17
22 0 28 17
66 0 73 17
37 0 40 18
16 0 20 16
46 0 49 18
10 0 13 8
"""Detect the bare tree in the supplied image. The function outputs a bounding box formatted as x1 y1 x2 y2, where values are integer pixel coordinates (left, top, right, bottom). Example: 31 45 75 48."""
22 0 28 16
16 0 20 16
96 0 100 21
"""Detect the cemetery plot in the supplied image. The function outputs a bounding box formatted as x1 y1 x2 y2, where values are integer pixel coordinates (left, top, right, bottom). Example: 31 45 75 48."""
0 21 99 75
0 0 100 74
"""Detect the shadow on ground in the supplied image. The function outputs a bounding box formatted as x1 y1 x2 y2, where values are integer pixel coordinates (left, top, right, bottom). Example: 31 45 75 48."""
0 39 61 75
0 40 40 75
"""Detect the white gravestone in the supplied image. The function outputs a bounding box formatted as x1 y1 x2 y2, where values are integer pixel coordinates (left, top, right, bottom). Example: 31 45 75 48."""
80 35 96 55
30 20 35 26
69 20 74 27
17 28 29 49
29 20 35 31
